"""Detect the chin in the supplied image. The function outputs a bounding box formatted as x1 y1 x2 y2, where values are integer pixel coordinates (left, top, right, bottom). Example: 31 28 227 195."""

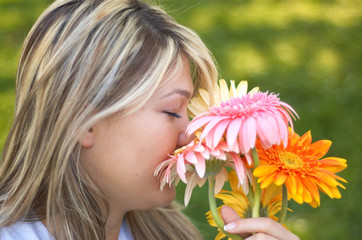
156 184 176 207
131 185 176 211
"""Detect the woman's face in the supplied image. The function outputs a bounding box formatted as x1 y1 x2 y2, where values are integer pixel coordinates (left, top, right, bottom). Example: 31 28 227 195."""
81 58 193 213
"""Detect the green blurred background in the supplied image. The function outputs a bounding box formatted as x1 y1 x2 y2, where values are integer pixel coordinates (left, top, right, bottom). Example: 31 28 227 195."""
0 0 361 239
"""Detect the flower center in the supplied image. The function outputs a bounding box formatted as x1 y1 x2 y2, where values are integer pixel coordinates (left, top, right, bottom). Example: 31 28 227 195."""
279 152 303 169
174 146 187 155
209 92 280 117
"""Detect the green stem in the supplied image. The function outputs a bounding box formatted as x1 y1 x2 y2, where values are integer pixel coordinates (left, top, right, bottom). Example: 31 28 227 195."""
208 176 243 240
246 185 254 205
251 148 261 218
278 185 288 225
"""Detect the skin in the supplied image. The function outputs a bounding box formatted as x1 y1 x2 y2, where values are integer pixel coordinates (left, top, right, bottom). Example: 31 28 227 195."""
80 57 194 239
221 206 300 240
80 57 299 240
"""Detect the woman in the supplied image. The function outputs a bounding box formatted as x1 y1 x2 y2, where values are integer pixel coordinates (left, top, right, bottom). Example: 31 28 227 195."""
0 0 299 239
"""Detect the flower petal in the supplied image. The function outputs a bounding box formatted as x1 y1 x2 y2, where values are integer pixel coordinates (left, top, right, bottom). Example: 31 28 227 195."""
187 115 214 135
302 177 320 205
243 117 256 151
194 154 206 178
319 157 347 173
214 167 228 194
185 151 198 164
310 140 331 158
201 116 230 144
230 153 247 185
228 169 241 193
177 156 187 183
198 88 210 106
256 117 272 148
259 173 276 189
230 80 238 97
227 118 243 149
219 79 229 102
244 151 253 166
184 173 198 206
254 165 278 177
212 120 230 148
236 81 248 97
274 173 287 185
286 177 297 196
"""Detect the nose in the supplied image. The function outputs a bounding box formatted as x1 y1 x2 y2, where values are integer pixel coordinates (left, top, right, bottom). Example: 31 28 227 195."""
177 131 195 148
176 116 195 148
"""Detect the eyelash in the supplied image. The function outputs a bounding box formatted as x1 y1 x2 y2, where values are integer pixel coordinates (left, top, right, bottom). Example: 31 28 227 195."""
164 111 182 119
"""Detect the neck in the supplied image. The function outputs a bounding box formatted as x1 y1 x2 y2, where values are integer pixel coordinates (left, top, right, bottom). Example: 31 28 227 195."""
105 205 126 240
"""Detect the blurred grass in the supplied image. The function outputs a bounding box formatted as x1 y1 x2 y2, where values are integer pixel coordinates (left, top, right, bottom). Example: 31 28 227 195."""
0 0 361 239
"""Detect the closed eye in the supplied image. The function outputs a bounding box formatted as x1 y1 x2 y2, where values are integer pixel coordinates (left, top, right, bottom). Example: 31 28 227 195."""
163 111 182 119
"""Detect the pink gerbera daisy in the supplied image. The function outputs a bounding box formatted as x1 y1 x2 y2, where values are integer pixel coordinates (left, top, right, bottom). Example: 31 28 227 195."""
154 139 252 205
187 91 298 165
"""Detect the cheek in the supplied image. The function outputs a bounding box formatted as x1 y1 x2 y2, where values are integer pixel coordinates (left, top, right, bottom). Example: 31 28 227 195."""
113 112 180 186
123 132 177 181
133 121 179 160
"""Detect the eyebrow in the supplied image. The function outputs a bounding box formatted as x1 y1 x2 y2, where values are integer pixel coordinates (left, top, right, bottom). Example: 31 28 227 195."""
161 89 192 99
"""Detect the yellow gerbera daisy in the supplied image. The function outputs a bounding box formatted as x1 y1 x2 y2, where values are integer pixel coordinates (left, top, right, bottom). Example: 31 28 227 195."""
206 170 283 240
188 79 259 118
254 128 347 207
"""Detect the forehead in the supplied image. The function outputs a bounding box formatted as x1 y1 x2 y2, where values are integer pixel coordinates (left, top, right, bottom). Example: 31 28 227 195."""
154 56 194 97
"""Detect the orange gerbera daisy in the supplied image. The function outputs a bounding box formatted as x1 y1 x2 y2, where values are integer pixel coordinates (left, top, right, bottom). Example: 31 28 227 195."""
254 128 347 207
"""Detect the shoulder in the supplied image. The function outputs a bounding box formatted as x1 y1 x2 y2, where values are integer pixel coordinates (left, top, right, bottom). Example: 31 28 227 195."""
0 221 54 240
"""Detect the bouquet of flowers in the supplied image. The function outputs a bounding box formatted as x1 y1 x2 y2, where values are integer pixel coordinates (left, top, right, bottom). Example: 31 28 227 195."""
154 80 347 240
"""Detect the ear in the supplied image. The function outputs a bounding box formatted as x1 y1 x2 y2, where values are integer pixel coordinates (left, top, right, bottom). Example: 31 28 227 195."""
80 128 95 148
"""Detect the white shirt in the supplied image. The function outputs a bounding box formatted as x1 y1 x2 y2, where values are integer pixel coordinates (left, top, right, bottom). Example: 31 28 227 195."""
0 219 133 240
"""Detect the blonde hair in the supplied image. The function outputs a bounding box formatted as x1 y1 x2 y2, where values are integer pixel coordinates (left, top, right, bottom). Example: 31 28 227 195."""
0 0 217 239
